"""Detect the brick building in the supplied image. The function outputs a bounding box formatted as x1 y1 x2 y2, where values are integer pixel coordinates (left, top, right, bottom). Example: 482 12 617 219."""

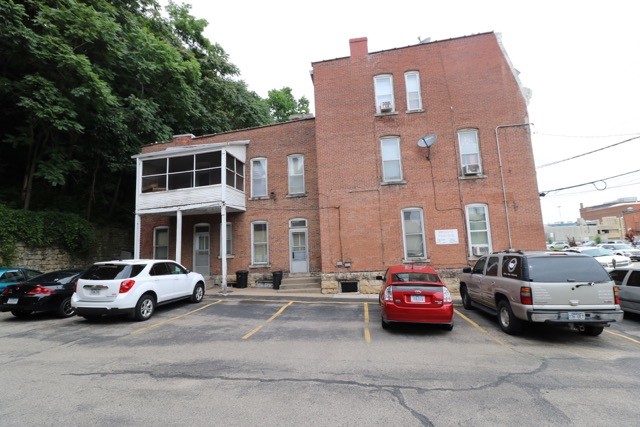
133 32 546 293
579 198 640 241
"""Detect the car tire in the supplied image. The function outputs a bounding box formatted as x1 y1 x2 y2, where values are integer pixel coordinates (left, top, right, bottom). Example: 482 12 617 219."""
56 297 75 318
579 325 604 336
497 300 522 335
190 282 205 303
11 309 32 318
460 286 473 310
381 316 390 330
134 294 155 321
441 323 454 331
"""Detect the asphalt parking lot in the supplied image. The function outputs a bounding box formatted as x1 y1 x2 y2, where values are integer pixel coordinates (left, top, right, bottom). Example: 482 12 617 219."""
1 295 639 426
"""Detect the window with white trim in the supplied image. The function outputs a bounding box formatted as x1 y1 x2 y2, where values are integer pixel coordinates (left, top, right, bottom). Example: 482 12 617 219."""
458 129 482 174
374 75 394 114
251 158 267 198
288 154 305 195
405 71 422 111
380 137 403 182
154 227 169 259
401 208 427 259
466 204 492 257
251 222 269 264
220 222 232 256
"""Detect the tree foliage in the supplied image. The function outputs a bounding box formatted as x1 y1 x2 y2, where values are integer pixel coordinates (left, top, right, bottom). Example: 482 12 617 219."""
0 0 271 219
267 87 310 123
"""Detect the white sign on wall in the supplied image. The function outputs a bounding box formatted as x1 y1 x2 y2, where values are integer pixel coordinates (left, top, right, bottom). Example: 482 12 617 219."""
435 229 459 245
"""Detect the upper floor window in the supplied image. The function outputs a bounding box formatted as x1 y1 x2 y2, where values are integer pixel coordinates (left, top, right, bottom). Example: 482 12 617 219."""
251 158 268 198
401 208 427 260
404 72 422 111
154 227 169 259
458 129 483 175
380 137 403 182
251 222 269 265
226 153 245 192
288 154 305 195
466 204 492 257
374 75 394 114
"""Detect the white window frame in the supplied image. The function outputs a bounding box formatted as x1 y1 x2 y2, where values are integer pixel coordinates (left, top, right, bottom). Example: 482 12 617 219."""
288 154 305 195
153 227 169 260
401 208 427 260
457 129 483 173
466 204 493 257
404 71 422 111
220 222 232 256
251 158 268 198
380 137 403 182
251 221 269 265
374 74 395 114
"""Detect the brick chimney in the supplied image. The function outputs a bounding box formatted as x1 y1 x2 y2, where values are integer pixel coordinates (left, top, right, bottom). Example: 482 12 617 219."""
349 37 368 59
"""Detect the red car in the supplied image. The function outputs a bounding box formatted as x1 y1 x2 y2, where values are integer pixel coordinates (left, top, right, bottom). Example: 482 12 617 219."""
378 265 454 331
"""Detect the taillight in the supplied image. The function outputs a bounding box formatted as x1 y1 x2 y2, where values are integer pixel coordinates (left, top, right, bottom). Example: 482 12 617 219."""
613 286 620 305
443 287 452 303
2 288 9 295
383 286 393 302
73 279 78 293
520 287 533 305
119 280 135 293
26 286 55 295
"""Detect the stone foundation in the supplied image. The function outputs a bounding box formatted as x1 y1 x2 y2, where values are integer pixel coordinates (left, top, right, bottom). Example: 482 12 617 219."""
321 269 462 294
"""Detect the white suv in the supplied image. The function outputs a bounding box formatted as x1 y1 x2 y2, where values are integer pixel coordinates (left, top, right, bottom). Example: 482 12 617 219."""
72 260 206 321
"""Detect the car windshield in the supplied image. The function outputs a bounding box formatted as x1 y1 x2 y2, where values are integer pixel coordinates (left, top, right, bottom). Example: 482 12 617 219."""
526 257 610 282
81 264 145 280
0 271 22 282
580 248 613 257
611 244 633 250
27 271 79 284
392 273 440 283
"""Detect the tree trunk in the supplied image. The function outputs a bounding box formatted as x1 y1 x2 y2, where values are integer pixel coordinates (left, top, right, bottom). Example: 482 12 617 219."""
21 126 45 210
86 162 99 220
108 171 123 216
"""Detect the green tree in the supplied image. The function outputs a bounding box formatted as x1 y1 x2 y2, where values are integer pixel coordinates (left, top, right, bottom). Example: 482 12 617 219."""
267 87 310 123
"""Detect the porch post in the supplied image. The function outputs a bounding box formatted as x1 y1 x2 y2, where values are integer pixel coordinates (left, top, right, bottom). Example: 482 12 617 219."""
176 209 182 264
134 214 141 259
220 148 228 294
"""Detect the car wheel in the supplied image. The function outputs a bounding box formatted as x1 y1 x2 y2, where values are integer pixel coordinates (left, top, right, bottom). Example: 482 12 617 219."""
579 325 604 336
381 316 390 330
11 309 32 318
56 297 75 318
497 300 522 335
441 323 454 331
190 282 205 303
134 294 155 321
460 286 473 310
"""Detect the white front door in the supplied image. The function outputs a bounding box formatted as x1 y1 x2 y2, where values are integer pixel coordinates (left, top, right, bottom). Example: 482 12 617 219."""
290 229 308 273
193 225 210 277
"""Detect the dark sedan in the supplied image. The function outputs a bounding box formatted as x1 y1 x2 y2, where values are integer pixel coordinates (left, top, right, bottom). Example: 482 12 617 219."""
0 269 83 318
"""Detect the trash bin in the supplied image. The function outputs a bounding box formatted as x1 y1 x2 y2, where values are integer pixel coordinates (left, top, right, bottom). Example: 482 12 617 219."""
272 271 283 290
236 270 249 288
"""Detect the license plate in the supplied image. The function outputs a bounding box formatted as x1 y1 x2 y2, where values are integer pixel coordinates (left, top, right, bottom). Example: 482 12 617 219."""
568 312 586 321
7 298 18 305
410 295 425 303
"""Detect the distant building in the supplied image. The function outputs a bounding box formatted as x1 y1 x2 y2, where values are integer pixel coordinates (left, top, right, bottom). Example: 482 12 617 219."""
579 198 640 240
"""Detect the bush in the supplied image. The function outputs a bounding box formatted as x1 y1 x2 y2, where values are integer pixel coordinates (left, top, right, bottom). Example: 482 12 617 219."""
0 204 94 266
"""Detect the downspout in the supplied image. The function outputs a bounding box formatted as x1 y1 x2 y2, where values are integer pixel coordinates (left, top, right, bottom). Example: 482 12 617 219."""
494 122 533 249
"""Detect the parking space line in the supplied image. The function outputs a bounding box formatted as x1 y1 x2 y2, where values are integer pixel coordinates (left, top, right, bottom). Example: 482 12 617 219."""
363 302 371 344
454 309 512 349
242 301 294 340
605 329 640 344
131 300 223 335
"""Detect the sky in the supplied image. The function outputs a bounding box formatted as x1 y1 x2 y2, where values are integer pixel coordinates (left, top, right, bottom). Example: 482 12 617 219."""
176 0 640 224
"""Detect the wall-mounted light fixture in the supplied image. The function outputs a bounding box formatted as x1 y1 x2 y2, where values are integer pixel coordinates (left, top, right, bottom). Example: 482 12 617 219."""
417 134 437 160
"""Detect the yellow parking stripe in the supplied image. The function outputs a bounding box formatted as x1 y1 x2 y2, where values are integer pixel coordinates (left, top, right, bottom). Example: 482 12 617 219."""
131 300 223 335
454 309 512 349
605 329 640 344
363 302 371 344
242 301 294 340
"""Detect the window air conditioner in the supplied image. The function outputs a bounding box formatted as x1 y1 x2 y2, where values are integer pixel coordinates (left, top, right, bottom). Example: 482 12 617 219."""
462 164 481 175
380 101 392 113
472 246 489 257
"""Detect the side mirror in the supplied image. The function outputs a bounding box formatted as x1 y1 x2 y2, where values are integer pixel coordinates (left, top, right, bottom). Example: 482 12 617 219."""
375 275 383 281
462 267 472 273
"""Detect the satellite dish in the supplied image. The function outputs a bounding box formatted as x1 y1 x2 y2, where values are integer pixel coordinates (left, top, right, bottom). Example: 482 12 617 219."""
418 135 436 147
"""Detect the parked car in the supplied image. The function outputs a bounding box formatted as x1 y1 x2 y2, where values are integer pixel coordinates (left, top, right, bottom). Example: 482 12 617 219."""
547 241 569 250
0 269 83 318
580 241 597 247
71 260 206 321
598 244 640 261
459 250 623 336
609 266 640 315
565 247 631 272
378 265 454 331
0 267 43 292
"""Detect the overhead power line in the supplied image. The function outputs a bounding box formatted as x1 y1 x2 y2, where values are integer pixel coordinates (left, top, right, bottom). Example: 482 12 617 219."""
539 169 640 197
536 135 640 169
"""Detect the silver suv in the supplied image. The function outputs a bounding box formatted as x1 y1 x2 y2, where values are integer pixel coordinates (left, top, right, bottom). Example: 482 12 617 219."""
459 250 623 336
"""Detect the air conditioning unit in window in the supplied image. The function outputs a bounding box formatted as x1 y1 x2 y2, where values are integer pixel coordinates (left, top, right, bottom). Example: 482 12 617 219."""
462 164 481 176
472 246 490 257
379 101 392 113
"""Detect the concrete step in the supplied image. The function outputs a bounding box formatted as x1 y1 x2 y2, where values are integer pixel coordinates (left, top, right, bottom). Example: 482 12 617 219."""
278 275 322 293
